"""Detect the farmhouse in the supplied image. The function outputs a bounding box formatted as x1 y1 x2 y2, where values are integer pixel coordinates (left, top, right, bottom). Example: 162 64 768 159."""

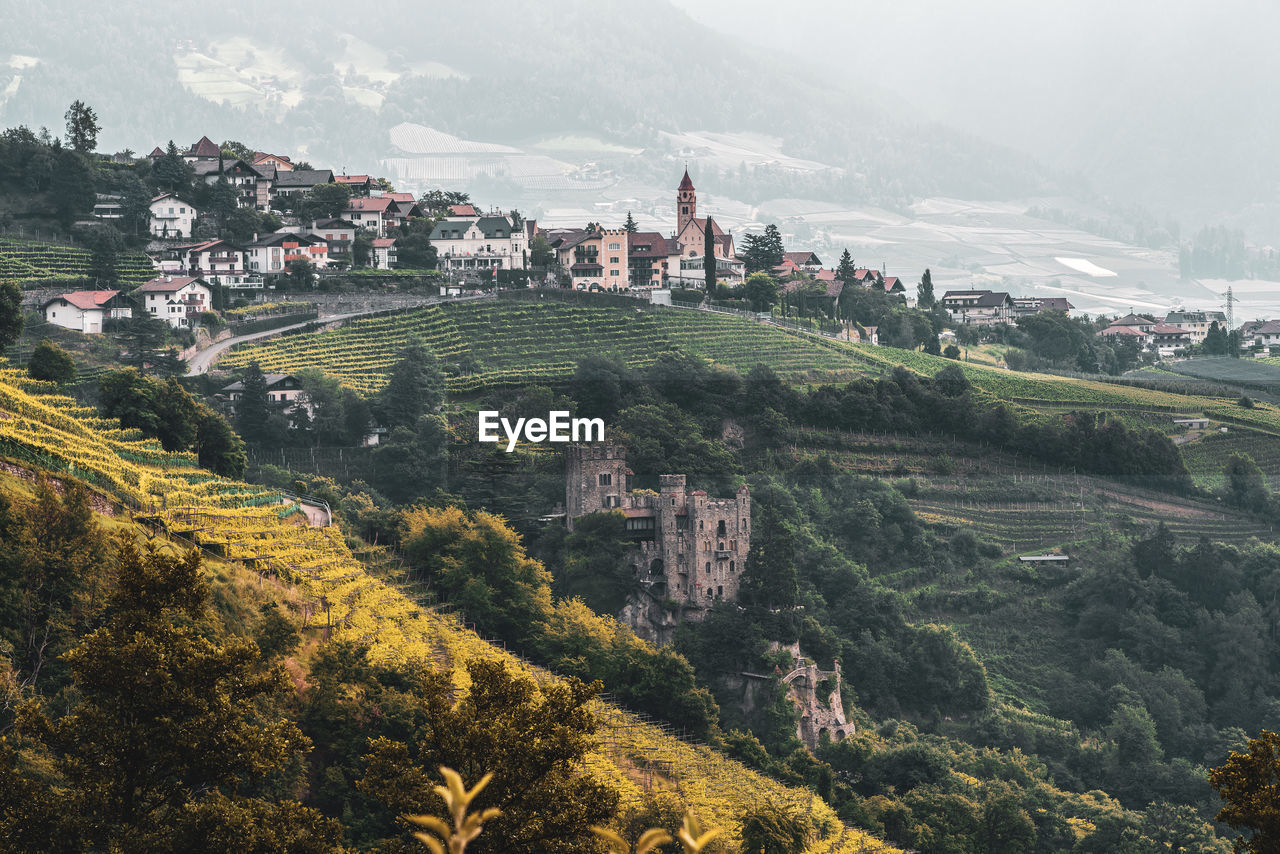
148 193 198 239
941 290 1014 324
222 373 305 406
135 276 212 328
42 290 131 334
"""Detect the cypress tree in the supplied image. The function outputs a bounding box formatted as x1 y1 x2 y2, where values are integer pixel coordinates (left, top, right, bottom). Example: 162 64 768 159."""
704 216 716 293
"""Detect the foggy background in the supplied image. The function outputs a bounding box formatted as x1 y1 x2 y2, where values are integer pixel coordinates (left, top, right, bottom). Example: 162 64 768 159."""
0 0 1272 314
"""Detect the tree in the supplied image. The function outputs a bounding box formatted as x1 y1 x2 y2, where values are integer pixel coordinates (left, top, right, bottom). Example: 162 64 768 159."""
835 249 857 285
234 362 273 446
556 510 636 614
26 339 75 384
918 268 935 309
741 225 785 274
63 100 99 154
371 415 451 504
1224 453 1271 515
743 272 779 312
49 148 94 227
739 804 811 854
357 657 616 854
194 405 246 477
301 182 350 221
1209 729 1280 853
1203 321 1229 355
623 211 638 233
80 223 125 284
152 140 189 191
0 281 19 355
704 216 716 292
0 542 341 852
377 340 445 430
287 257 316 289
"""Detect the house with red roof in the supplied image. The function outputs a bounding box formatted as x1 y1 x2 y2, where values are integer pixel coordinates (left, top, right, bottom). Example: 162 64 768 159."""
335 174 374 194
135 276 212 328
449 203 480 216
182 135 221 165
252 152 293 173
173 239 246 284
372 238 398 270
42 290 132 334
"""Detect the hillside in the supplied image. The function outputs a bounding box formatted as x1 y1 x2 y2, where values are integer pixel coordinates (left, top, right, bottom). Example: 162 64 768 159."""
0 235 156 290
0 362 901 853
220 296 1280 480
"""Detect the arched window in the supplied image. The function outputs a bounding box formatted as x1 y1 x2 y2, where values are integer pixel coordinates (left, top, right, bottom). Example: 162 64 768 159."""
729 561 735 572
705 562 711 573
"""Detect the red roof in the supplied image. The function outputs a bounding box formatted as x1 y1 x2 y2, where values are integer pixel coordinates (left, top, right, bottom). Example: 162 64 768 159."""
188 136 220 158
1100 324 1149 336
46 290 119 310
136 276 202 293
448 203 480 216
335 174 371 184
815 268 836 281
882 276 901 291
372 238 396 248
678 168 695 191
1150 323 1190 335
348 197 394 213
385 192 415 203
784 251 821 266
148 146 164 157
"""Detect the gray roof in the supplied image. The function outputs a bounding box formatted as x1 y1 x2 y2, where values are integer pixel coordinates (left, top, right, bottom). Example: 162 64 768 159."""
272 169 335 188
222 373 298 392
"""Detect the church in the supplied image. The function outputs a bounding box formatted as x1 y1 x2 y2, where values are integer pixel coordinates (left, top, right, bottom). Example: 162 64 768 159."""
669 168 740 287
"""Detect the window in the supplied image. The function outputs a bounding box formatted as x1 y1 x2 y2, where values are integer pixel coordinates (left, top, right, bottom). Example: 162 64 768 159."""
717 585 723 597
705 562 711 573
609 256 619 264
730 561 735 572
681 206 688 214
610 270 619 277
598 472 612 486
698 520 703 531
608 242 620 251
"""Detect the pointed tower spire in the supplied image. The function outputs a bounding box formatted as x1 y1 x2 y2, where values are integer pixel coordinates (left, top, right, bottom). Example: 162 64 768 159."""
677 167 696 233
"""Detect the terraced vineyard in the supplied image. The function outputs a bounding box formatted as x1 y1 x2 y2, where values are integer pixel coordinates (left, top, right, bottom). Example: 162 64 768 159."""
0 364 901 854
220 300 873 393
1181 428 1280 490
0 236 156 289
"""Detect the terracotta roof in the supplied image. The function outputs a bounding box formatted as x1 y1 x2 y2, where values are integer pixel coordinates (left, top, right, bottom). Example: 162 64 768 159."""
678 168 694 191
347 197 394 213
449 203 480 216
784 251 822 266
188 136 220 158
335 174 371 184
136 276 202 293
815 268 836 281
148 146 164 157
372 238 396 248
385 192 415 203
44 290 120 310
882 276 902 291
1100 324 1149 336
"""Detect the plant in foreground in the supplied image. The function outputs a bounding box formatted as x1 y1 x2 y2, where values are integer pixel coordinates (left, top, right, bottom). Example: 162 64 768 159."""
594 810 722 853
406 766 501 853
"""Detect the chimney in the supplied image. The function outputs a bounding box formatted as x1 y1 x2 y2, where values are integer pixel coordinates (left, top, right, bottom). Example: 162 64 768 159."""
165 275 172 283
252 232 258 242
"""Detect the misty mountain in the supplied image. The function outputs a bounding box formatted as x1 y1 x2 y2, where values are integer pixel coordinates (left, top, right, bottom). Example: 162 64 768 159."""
0 0 1063 209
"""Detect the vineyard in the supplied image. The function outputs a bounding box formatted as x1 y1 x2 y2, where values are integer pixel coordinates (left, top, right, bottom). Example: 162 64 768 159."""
0 236 157 289
219 301 875 394
0 365 900 854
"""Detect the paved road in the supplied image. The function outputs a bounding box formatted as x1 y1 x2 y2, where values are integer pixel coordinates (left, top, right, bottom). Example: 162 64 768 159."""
185 293 492 376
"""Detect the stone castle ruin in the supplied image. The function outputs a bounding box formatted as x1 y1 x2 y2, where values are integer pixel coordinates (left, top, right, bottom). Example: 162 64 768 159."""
565 444 750 643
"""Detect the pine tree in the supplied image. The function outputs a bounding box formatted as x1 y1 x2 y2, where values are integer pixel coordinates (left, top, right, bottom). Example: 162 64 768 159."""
377 340 445 430
836 249 857 283
918 268 936 308
234 362 273 447
704 216 716 292
623 211 638 233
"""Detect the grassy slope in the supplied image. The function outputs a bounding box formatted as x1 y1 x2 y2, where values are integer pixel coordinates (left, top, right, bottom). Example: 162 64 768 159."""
0 235 156 290
0 363 900 854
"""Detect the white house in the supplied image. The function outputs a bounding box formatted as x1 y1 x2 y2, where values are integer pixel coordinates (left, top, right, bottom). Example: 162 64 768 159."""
222 373 306 407
244 232 332 273
430 214 528 272
345 196 395 236
135 276 212 328
174 239 247 285
149 193 198 239
371 237 397 269
42 290 131 334
304 218 357 262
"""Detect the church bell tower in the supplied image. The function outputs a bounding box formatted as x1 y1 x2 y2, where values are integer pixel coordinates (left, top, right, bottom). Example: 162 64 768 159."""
677 167 696 233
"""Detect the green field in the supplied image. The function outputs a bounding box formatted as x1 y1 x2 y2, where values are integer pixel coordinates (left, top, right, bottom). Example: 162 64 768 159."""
0 236 156 289
220 298 1280 440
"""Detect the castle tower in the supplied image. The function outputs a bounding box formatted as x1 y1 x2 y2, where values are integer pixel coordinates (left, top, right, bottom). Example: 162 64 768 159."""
677 168 696 234
565 445 628 531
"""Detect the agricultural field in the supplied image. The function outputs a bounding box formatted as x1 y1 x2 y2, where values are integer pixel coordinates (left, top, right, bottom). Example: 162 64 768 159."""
0 236 156 289
1165 356 1280 387
0 363 899 854
1180 428 1280 490
220 298 1280 442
